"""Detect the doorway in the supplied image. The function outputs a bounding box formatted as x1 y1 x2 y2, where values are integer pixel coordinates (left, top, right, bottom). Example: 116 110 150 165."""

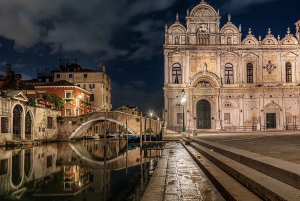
266 113 276 129
196 100 211 129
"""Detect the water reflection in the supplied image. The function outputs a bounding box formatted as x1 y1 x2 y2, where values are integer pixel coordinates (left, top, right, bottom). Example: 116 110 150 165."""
0 139 163 201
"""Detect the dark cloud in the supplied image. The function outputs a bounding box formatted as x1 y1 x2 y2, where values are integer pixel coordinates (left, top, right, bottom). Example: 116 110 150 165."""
0 0 177 61
220 0 276 14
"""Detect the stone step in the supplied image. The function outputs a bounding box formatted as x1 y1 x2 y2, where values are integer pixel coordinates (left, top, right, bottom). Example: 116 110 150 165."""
190 137 300 190
189 141 300 201
181 142 261 201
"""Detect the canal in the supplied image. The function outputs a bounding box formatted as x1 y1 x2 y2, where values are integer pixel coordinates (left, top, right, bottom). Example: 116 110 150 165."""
0 139 163 201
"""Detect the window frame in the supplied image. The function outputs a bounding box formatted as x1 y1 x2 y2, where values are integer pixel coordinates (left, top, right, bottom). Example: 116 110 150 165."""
224 63 234 84
246 63 253 83
286 62 292 82
47 116 53 129
172 63 182 84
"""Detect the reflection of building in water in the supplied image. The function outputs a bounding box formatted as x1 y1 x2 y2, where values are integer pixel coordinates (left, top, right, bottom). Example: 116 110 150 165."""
33 165 91 197
0 144 59 199
0 141 161 200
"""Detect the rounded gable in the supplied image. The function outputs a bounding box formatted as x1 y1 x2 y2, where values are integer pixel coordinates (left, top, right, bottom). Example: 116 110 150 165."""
189 1 218 17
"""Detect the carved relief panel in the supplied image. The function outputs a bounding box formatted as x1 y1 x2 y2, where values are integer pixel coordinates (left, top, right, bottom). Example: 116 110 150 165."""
189 53 217 77
262 52 278 82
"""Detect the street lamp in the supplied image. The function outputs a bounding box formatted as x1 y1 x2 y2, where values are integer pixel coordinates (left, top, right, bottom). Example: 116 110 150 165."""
149 112 153 141
181 89 186 132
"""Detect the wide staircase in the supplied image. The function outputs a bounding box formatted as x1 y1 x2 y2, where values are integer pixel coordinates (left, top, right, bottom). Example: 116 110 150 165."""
182 136 300 201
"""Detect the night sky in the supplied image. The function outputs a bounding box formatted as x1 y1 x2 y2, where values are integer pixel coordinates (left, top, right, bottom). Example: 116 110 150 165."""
0 0 299 113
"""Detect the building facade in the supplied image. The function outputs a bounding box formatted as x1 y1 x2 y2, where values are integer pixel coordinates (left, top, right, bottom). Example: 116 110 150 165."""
35 80 92 117
113 105 141 116
163 0 300 131
53 60 112 111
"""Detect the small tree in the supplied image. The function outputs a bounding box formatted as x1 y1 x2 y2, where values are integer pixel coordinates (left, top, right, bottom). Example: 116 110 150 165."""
27 97 36 107
43 93 65 110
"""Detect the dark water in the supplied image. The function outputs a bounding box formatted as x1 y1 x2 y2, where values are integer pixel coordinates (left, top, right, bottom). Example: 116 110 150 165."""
0 139 162 201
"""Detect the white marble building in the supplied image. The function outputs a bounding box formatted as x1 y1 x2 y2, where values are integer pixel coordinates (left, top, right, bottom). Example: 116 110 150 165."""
163 0 300 131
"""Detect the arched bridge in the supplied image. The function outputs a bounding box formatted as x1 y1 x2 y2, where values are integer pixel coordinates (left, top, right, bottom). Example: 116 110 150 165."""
57 111 162 139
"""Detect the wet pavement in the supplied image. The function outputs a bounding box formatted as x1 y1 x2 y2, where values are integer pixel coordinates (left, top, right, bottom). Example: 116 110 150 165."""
142 142 224 201
195 132 300 164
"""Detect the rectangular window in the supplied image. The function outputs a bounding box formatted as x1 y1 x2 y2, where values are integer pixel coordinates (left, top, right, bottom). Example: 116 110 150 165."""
46 155 52 168
69 74 73 78
90 94 94 101
1 117 9 133
66 109 72 116
56 74 60 79
0 159 8 175
286 65 292 82
89 84 95 89
47 117 53 129
224 113 230 124
225 65 234 84
172 64 182 84
65 92 72 103
247 63 253 83
83 74 87 78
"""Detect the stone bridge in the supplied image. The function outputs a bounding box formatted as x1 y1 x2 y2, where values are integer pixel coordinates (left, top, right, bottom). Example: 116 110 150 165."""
57 111 162 139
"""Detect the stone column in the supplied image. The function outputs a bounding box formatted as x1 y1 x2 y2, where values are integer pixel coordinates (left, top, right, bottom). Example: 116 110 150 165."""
217 51 221 80
185 51 190 85
239 96 243 126
164 51 169 84
258 51 263 83
238 53 242 83
278 51 282 83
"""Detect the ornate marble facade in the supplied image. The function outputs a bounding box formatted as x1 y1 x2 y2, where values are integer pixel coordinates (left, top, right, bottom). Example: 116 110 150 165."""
163 0 300 131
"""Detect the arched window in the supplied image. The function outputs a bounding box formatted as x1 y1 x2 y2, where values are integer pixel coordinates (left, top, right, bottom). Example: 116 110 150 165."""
224 63 234 84
247 63 253 83
172 63 182 84
286 62 292 82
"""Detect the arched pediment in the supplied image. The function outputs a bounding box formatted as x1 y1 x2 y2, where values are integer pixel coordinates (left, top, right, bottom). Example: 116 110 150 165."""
220 51 239 57
222 99 239 108
281 36 299 45
262 36 278 45
189 2 218 17
242 36 259 45
168 24 186 34
220 24 239 34
190 71 221 87
168 50 185 57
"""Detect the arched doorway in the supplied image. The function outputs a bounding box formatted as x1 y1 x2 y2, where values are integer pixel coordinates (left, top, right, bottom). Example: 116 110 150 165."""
196 100 211 129
13 105 23 140
25 111 32 140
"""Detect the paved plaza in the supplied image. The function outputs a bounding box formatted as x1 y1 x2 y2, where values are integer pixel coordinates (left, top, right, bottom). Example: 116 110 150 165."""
194 130 300 164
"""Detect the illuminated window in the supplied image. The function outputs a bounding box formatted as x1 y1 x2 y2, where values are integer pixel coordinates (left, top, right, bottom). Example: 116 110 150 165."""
286 62 292 82
172 63 182 84
224 63 234 84
247 63 253 83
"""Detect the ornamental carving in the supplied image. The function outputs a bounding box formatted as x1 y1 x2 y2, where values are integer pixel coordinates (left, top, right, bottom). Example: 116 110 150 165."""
263 61 276 74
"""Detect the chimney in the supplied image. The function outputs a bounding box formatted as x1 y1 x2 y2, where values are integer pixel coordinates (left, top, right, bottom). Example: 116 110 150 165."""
6 64 11 78
16 79 21 89
102 63 106 73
